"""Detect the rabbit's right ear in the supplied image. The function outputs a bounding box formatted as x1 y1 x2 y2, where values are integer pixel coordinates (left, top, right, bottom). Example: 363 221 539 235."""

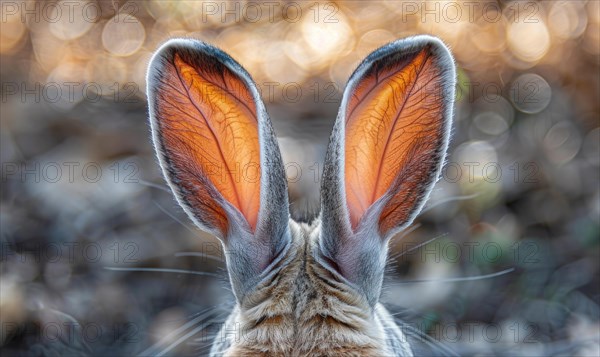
147 39 290 299
318 36 456 305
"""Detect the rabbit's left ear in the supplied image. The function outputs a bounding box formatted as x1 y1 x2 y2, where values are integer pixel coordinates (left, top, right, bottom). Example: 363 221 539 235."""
147 39 290 299
319 35 456 304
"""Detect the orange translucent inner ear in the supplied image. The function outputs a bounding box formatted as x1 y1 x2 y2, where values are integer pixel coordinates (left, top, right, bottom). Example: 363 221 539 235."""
157 54 261 232
344 49 445 231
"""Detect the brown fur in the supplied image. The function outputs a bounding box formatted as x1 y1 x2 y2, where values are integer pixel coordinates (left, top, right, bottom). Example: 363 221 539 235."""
147 36 455 357
211 220 404 356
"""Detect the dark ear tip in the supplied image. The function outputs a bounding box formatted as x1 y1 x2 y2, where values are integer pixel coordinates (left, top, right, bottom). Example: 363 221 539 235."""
348 34 456 91
146 38 232 94
147 39 199 93
398 34 456 72
153 38 209 59
148 38 223 70
394 35 451 54
390 35 457 96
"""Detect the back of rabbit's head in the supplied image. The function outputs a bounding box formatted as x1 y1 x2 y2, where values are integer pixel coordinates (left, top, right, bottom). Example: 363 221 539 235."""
147 35 456 356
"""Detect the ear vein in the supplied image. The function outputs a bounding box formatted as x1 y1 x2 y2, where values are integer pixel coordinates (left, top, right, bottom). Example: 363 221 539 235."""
171 57 244 213
371 52 431 203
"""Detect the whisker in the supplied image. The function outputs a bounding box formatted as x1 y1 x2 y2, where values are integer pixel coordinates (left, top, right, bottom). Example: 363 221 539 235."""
394 268 515 284
139 309 218 356
391 223 421 245
391 233 447 260
421 192 480 213
153 201 198 234
104 266 222 278
36 308 93 352
390 309 419 318
397 321 459 357
45 308 82 325
138 179 172 193
157 316 227 356
175 252 225 263
190 303 234 320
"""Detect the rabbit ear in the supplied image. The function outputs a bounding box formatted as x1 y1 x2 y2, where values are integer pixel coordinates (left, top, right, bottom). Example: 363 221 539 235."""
319 35 456 304
147 39 290 298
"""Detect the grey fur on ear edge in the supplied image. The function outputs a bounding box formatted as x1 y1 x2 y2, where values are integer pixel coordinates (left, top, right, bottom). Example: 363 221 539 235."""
317 35 456 305
146 38 292 300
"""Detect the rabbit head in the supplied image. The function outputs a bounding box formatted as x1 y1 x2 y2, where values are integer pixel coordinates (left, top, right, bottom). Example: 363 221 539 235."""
147 35 456 356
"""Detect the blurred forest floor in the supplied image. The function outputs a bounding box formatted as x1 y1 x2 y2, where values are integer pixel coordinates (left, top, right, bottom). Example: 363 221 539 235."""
1 1 599 356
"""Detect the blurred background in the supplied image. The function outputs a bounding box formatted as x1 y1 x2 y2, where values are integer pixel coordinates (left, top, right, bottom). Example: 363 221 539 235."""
1 0 599 356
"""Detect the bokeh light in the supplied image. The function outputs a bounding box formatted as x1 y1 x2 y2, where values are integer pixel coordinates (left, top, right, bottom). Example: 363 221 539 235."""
1 1 598 356
102 14 146 56
507 18 551 63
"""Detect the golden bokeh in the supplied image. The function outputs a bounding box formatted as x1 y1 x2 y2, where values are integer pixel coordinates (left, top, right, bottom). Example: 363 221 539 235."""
1 2 599 354
1 0 596 101
507 17 551 63
102 14 146 56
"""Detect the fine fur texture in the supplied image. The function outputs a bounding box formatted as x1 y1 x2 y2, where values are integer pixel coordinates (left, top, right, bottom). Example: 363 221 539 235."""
147 35 456 356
